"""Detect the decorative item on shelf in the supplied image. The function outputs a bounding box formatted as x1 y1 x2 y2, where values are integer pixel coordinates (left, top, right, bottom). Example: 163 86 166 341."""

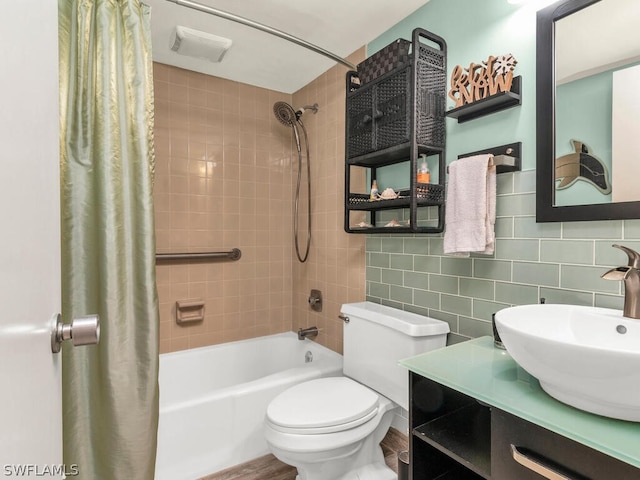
355 221 373 228
417 154 431 184
370 179 379 200
385 219 403 227
448 53 518 107
378 188 399 200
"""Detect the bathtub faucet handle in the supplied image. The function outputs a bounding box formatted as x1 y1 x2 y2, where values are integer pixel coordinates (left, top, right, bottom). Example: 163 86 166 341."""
308 289 322 312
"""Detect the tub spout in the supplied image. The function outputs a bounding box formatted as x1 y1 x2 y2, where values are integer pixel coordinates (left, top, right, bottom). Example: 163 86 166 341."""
298 326 318 340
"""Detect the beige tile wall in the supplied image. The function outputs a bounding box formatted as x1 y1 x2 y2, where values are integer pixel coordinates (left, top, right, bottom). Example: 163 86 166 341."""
291 49 367 353
153 47 365 354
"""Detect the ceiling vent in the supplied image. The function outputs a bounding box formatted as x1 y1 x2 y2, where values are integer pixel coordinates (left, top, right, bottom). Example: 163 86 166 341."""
169 26 232 63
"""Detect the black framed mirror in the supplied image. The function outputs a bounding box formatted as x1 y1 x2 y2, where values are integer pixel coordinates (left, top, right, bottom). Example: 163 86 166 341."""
536 0 640 222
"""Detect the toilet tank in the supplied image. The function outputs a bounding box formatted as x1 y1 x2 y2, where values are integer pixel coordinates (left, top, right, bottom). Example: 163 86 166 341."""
341 302 449 411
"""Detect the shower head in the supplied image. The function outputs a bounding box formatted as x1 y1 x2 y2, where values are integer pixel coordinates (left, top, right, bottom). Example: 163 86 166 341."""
273 101 319 126
273 101 297 127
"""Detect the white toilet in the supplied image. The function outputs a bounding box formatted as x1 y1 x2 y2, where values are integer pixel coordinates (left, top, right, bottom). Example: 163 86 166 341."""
264 301 449 480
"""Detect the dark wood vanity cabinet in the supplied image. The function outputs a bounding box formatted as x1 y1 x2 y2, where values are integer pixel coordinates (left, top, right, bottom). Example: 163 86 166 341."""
409 373 639 480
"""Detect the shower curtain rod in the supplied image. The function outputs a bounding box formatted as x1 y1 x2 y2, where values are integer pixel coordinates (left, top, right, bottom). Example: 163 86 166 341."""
165 0 357 70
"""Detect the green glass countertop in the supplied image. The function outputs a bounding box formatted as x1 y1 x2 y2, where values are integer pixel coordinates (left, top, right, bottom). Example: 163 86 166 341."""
400 336 640 469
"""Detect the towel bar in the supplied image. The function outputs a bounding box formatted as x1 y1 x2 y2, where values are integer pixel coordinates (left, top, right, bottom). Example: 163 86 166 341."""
447 142 522 174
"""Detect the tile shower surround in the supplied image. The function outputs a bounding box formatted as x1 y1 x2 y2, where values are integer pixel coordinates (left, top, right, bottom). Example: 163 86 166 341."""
153 48 366 355
366 169 639 341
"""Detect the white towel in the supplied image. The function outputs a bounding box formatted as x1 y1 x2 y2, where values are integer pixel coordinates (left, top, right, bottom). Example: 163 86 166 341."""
443 154 496 256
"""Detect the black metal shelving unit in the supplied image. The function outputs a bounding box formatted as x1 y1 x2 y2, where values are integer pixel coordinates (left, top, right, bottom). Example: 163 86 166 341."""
344 28 447 234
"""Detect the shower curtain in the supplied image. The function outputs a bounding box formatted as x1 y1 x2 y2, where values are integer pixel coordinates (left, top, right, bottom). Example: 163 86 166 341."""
58 1 159 479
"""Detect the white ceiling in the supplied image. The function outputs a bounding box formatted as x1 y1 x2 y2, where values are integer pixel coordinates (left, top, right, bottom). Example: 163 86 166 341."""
145 0 430 93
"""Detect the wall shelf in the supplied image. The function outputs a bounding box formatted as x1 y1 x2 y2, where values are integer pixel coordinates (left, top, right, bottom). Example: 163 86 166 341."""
344 28 447 234
446 76 522 123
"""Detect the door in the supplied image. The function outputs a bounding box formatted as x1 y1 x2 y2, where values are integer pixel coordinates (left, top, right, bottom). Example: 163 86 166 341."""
0 1 64 477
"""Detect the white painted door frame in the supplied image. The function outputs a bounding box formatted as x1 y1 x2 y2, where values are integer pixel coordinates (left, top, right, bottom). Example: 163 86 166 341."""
0 2 64 477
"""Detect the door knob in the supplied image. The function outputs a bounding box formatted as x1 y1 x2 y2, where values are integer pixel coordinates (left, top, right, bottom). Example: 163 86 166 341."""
50 313 100 353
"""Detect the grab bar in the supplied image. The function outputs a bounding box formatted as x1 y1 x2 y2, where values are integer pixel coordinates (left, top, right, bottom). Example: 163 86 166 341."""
155 248 242 261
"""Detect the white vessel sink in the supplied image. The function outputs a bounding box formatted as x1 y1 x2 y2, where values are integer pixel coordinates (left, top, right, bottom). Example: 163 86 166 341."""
495 304 640 422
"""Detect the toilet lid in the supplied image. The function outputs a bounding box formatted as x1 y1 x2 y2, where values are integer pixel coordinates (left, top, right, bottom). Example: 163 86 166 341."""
266 377 379 432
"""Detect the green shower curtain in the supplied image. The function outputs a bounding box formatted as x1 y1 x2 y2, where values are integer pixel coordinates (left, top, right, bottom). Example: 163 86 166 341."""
59 1 159 479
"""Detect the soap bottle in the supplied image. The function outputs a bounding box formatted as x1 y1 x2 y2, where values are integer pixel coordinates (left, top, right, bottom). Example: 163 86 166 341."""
417 154 430 184
370 179 379 200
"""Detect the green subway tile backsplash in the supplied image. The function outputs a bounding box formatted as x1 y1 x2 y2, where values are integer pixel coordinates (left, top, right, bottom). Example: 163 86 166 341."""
390 285 413 304
368 282 390 299
414 255 440 273
404 271 430 289
595 240 640 266
429 275 459 294
496 239 539 261
513 169 537 193
513 262 559 287
459 316 493 338
595 293 624 309
413 289 440 310
404 237 429 255
365 170 629 340
495 193 536 217
473 299 511 321
441 257 472 276
539 288 594 306
514 216 561 239
474 259 512 281
624 221 640 238
495 282 539 305
381 238 404 252
563 220 623 239
381 268 403 286
389 253 413 270
494 217 514 238
441 294 472 316
561 265 620 293
460 278 494 301
540 240 594 265
369 252 390 268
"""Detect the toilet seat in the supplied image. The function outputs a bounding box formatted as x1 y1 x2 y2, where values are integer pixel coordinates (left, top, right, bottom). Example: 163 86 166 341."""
266 377 380 434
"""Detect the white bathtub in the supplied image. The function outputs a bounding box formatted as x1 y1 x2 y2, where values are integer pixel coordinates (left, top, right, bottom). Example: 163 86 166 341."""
155 332 343 480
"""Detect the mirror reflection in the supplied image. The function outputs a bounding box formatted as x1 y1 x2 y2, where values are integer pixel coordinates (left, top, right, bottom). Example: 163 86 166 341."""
553 0 640 207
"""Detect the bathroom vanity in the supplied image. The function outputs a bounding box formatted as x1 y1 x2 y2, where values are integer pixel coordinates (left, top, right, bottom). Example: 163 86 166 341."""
401 337 640 479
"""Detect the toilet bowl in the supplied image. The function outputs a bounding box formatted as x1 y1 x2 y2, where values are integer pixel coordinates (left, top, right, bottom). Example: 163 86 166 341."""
263 302 449 480
264 377 397 480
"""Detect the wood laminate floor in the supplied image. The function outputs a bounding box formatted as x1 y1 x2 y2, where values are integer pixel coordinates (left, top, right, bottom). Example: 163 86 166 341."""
200 427 408 480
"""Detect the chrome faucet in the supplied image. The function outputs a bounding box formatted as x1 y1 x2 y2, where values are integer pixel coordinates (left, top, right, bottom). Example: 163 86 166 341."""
297 326 319 340
601 244 640 319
